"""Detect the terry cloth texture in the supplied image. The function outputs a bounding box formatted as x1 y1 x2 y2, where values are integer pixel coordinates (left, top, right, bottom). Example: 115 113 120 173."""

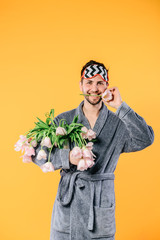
32 101 154 240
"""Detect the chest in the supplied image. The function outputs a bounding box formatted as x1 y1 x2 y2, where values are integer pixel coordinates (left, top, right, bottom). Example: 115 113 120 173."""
85 115 98 129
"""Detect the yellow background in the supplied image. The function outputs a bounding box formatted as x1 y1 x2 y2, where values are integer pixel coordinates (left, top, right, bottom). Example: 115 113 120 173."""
0 0 159 239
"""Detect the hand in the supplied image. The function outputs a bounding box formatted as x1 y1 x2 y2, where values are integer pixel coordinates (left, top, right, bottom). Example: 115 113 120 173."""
69 150 81 165
103 87 123 109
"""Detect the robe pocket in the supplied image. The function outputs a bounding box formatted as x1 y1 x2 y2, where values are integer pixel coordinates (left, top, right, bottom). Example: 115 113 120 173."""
52 199 70 234
89 204 116 239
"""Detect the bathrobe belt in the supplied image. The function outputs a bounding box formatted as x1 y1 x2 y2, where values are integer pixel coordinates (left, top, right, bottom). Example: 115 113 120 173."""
57 170 115 231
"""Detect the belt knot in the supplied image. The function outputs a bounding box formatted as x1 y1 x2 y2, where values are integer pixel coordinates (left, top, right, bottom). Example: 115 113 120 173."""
57 170 115 231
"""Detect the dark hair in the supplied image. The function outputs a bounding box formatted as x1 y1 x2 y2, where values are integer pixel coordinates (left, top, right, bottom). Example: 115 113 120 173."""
80 60 109 85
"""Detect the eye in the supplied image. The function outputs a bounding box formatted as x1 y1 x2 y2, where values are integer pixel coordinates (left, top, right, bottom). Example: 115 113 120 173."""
98 82 104 85
87 81 92 85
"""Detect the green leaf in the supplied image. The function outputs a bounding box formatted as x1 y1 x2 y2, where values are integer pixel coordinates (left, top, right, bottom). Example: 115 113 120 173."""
35 124 49 129
35 132 40 140
59 138 65 145
50 109 54 119
91 139 97 142
36 117 48 126
72 115 79 123
59 119 68 127
46 117 51 125
29 127 42 132
70 134 74 142
67 127 75 134
51 134 56 145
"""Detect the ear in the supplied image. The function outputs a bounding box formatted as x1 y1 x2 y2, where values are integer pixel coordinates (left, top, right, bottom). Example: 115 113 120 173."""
79 81 83 91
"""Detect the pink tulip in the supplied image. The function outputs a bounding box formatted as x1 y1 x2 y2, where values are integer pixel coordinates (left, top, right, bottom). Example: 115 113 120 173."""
81 126 88 139
86 142 93 151
87 129 96 141
41 137 52 148
77 159 87 171
90 151 96 158
71 146 82 159
14 135 29 152
28 137 33 143
19 135 27 142
56 127 67 136
85 143 96 158
88 161 95 168
21 154 32 163
14 141 24 151
102 89 112 102
25 145 35 156
84 156 95 163
82 147 92 159
86 159 95 168
30 139 38 147
40 162 55 173
76 145 96 171
37 149 47 160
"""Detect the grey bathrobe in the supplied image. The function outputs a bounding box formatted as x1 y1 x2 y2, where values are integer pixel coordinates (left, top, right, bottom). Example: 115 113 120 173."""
32 101 154 240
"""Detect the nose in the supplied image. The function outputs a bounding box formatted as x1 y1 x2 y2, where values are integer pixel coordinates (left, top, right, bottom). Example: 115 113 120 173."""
91 83 98 92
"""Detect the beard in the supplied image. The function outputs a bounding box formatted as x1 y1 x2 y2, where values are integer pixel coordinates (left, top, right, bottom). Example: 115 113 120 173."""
84 95 102 105
81 84 103 105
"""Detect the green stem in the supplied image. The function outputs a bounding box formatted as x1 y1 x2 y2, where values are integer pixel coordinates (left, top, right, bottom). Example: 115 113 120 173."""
51 118 55 127
47 129 50 137
48 144 54 162
82 137 87 145
80 94 102 97
77 133 84 148
74 136 79 147
41 133 46 150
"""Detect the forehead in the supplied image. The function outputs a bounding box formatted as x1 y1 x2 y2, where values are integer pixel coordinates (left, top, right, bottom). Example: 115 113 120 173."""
84 75 105 82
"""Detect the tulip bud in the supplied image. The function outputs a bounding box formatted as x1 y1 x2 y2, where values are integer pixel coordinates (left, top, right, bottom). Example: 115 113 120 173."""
87 129 96 141
41 137 52 148
81 126 88 139
102 89 112 102
21 154 32 163
25 145 35 156
30 139 38 147
37 149 47 160
40 162 55 173
71 146 82 159
56 127 67 136
77 159 87 171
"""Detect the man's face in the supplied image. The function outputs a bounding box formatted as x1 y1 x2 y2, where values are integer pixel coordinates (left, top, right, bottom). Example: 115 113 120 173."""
79 75 108 105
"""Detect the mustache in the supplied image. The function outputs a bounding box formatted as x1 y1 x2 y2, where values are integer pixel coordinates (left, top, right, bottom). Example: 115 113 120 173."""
87 91 101 95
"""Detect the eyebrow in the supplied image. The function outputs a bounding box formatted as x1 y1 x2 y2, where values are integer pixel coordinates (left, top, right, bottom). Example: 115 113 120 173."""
97 81 104 83
86 80 104 83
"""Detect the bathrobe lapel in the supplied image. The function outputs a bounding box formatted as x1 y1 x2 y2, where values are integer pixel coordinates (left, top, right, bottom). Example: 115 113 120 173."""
75 100 109 137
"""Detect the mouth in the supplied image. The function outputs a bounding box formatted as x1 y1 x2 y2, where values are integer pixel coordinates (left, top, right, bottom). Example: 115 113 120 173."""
80 93 102 97
89 95 100 100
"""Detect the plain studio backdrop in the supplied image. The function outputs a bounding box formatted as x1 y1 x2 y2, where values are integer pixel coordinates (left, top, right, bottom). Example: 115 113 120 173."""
0 0 159 239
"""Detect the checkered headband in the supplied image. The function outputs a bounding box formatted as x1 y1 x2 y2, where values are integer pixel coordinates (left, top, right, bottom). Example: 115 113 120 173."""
81 64 109 83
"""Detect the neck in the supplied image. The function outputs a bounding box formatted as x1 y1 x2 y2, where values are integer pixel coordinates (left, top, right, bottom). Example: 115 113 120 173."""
82 99 103 117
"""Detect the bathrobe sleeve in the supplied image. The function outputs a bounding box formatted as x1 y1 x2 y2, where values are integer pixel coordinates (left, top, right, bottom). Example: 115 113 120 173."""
115 101 154 153
31 116 71 170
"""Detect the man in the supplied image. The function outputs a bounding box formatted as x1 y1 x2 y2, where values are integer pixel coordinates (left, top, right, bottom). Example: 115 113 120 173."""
32 60 154 240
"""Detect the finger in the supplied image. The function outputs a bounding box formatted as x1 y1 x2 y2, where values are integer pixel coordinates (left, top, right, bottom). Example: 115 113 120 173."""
108 87 116 92
109 87 117 91
108 87 114 91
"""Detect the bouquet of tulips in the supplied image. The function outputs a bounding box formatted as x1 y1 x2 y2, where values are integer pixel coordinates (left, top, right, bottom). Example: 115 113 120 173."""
14 109 96 173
